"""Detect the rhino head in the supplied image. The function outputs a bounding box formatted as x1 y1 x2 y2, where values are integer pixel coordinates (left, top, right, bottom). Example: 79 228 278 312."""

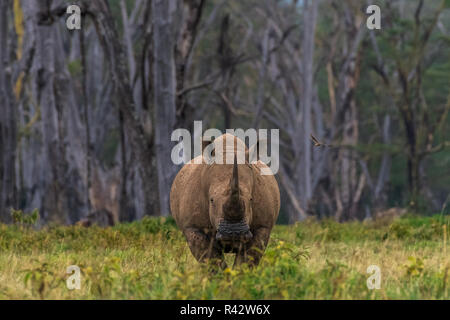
206 154 254 246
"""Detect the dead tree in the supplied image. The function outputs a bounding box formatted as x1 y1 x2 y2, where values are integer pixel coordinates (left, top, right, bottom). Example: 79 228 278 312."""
152 0 178 216
0 0 17 222
78 0 158 218
370 0 450 211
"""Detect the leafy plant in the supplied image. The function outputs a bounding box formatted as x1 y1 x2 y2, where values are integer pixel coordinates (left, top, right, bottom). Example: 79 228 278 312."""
23 261 62 299
11 208 39 228
403 256 425 277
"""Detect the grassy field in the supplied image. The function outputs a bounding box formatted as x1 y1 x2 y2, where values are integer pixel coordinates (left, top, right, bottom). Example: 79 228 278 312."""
0 213 449 299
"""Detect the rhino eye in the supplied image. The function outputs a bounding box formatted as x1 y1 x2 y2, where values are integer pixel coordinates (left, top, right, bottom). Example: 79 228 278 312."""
210 198 214 203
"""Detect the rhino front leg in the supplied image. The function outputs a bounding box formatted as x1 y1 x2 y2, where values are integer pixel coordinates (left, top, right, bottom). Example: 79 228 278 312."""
184 227 226 269
234 227 271 268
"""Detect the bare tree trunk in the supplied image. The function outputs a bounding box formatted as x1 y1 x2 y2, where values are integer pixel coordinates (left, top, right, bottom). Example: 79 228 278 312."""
401 101 420 208
152 0 178 216
252 25 270 129
216 14 235 130
339 99 360 220
374 114 392 207
79 25 92 216
175 0 205 130
331 3 366 221
301 0 318 210
122 0 159 221
0 0 17 222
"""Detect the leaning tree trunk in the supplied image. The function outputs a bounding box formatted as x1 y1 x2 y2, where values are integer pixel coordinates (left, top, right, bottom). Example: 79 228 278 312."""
83 0 157 218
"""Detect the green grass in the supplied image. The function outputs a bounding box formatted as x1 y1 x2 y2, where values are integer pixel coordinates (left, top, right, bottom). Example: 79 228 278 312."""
0 214 449 299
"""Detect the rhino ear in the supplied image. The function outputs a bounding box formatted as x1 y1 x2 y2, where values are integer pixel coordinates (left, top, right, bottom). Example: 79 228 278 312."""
247 140 259 164
202 137 215 164
247 138 269 164
201 138 212 155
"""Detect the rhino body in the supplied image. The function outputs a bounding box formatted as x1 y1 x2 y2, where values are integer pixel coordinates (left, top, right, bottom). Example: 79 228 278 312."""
170 134 280 268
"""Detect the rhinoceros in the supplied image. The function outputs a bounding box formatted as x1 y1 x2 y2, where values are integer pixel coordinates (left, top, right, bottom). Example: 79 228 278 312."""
170 133 280 268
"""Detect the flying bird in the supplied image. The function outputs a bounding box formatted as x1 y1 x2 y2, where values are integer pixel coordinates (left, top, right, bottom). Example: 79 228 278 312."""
310 134 332 148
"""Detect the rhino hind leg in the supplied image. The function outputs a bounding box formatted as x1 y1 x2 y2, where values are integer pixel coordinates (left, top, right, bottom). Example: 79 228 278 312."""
184 227 226 269
234 227 271 268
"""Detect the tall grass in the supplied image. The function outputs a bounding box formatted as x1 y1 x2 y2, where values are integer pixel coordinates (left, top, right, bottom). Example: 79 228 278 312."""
0 214 448 299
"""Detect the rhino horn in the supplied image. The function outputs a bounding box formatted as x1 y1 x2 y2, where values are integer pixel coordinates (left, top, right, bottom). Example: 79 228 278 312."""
231 154 240 200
